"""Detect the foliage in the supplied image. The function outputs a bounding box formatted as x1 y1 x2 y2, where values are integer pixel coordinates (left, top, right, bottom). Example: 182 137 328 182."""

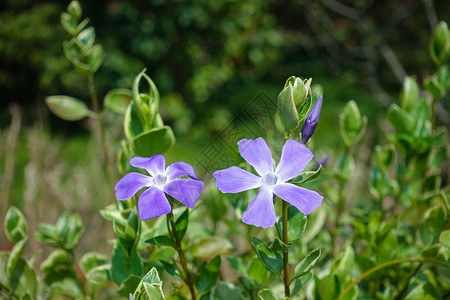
1 1 450 300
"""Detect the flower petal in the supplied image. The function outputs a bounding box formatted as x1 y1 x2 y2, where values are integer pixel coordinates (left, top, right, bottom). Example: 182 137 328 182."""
163 179 204 208
115 172 152 200
166 162 198 180
238 138 274 176
138 187 171 219
273 183 323 215
275 139 314 182
213 166 261 193
242 188 276 228
130 155 165 176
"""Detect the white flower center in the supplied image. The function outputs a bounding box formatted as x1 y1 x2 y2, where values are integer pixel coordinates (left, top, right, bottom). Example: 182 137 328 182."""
261 172 278 188
153 174 167 187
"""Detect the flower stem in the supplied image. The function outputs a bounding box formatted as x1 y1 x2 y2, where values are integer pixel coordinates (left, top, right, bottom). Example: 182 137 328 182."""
338 258 448 300
167 210 196 300
88 74 115 187
282 200 290 298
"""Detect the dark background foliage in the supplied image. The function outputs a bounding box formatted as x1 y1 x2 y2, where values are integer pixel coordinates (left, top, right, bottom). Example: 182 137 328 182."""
1 0 450 130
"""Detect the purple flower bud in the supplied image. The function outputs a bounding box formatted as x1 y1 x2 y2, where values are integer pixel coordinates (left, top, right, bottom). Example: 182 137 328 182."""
301 96 322 144
313 155 329 171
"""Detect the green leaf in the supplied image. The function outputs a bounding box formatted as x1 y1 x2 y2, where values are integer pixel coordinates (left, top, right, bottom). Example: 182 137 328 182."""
374 144 395 171
257 289 277 300
60 12 77 35
420 206 447 246
65 213 85 250
247 256 268 284
133 268 165 300
292 248 321 282
369 166 391 199
6 238 28 277
132 69 160 128
297 90 312 123
215 282 244 300
4 206 28 243
132 126 175 156
85 44 103 74
267 237 291 252
67 1 82 21
339 100 367 146
40 250 77 286
292 165 322 184
331 246 354 281
117 275 141 297
277 205 307 241
291 271 313 296
400 76 420 113
125 211 140 249
277 83 299 131
143 282 166 300
104 89 132 114
440 230 450 249
145 235 175 248
86 264 110 285
124 103 145 140
424 76 445 100
35 224 59 247
48 277 83 298
192 236 234 259
315 274 339 300
196 256 221 297
130 250 143 277
77 27 95 50
8 258 37 299
335 153 354 182
110 245 128 285
175 209 189 240
79 252 107 275
251 237 283 275
226 257 247 276
430 21 450 65
160 260 181 278
387 104 415 134
405 282 439 300
46 95 90 121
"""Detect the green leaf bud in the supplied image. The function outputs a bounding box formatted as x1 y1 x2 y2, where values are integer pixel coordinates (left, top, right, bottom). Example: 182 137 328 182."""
400 76 419 113
67 1 82 21
430 21 450 66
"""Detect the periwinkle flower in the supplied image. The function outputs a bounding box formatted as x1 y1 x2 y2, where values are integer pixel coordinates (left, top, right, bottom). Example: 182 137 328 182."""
115 155 204 220
301 95 322 144
213 138 323 228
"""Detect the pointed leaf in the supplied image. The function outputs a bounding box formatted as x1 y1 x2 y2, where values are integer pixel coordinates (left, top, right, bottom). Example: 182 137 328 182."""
251 237 283 275
132 126 175 157
4 206 28 243
46 95 90 121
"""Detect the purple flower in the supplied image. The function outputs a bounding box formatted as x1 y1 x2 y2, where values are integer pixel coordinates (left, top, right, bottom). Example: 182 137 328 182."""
213 138 323 228
301 95 322 144
115 155 204 220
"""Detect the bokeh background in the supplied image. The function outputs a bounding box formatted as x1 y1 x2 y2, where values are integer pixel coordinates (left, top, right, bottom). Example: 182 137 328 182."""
1 0 449 256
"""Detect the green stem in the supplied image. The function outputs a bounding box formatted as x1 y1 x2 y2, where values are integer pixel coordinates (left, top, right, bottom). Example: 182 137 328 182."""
331 180 345 257
431 99 437 132
338 258 448 300
88 74 115 187
167 210 196 300
282 200 290 298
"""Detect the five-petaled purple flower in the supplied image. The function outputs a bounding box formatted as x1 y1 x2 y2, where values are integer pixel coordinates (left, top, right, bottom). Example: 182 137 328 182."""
213 138 323 228
115 155 204 220
301 95 322 144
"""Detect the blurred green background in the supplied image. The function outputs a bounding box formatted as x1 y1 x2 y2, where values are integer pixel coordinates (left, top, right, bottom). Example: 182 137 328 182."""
1 0 449 253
